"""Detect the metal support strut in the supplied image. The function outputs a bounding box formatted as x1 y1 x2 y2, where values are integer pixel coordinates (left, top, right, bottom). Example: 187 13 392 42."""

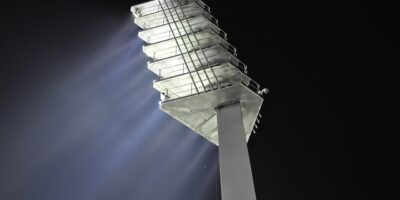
167 0 221 90
158 0 201 94
160 0 208 93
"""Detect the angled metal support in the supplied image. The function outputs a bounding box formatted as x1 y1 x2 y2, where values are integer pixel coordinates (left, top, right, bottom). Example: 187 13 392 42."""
168 0 221 90
157 0 201 94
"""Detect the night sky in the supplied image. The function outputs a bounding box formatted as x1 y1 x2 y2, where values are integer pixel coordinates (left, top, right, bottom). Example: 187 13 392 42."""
0 0 394 200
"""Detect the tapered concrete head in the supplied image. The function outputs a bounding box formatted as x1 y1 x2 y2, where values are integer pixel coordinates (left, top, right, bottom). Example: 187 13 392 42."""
160 84 263 146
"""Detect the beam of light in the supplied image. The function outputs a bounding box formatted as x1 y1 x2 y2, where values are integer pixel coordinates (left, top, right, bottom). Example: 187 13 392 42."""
0 16 219 200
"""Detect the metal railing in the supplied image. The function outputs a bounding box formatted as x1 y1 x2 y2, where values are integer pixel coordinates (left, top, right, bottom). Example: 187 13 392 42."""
145 16 227 44
139 6 219 30
147 31 236 61
134 0 210 18
154 50 247 80
140 7 201 29
160 70 261 102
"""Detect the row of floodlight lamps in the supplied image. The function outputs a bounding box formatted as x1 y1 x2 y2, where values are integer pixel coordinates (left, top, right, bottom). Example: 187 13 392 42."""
133 0 269 97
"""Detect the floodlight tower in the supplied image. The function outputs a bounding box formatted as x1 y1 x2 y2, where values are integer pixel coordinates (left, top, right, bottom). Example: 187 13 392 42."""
131 0 268 199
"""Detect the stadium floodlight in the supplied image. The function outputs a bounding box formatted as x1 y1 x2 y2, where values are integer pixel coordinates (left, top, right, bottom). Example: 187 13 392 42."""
131 0 268 199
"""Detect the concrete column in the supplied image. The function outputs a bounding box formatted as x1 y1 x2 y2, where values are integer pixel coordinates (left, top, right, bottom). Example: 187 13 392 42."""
217 103 256 200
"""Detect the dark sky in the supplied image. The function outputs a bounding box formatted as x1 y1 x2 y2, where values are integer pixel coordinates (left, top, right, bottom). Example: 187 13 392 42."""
0 0 395 200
